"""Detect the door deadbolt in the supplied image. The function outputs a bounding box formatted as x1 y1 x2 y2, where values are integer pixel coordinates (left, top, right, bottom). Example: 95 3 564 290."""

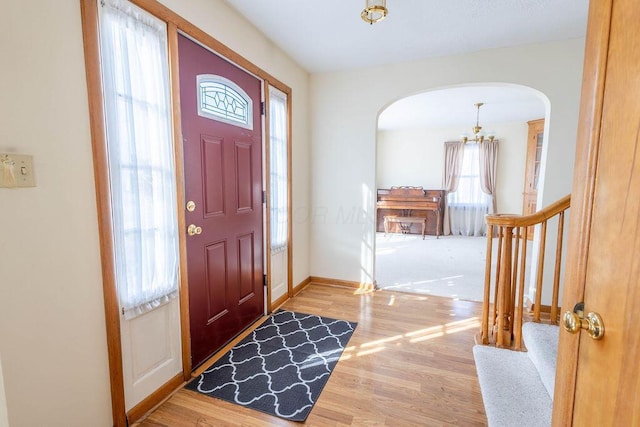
187 224 202 236
562 302 605 340
186 201 196 212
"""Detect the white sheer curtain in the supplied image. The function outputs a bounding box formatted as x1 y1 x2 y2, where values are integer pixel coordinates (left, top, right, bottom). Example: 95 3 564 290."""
442 141 464 235
269 86 288 254
447 143 492 236
100 0 179 319
479 139 499 214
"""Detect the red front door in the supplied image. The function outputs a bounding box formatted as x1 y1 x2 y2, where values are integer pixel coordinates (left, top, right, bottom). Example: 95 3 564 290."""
178 34 264 367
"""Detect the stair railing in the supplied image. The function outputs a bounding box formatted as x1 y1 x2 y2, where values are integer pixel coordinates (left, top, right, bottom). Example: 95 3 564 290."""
479 195 570 350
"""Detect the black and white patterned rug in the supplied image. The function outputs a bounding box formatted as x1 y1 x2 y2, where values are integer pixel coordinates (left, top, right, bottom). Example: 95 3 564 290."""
186 310 357 422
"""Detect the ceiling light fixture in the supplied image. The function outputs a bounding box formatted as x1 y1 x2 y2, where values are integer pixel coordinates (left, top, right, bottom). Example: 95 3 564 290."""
460 102 496 144
361 0 388 25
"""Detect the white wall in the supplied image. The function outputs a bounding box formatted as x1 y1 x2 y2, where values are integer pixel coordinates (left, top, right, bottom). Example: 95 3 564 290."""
377 121 530 215
310 39 585 284
0 0 310 425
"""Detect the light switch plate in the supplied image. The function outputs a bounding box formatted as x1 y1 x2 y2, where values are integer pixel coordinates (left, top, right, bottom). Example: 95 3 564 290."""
0 154 36 188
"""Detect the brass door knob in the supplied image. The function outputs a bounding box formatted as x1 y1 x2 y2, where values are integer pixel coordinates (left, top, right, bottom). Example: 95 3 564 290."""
562 309 605 340
187 224 202 236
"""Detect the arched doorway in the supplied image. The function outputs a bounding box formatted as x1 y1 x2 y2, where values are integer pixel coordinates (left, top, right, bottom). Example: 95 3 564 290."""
374 84 548 301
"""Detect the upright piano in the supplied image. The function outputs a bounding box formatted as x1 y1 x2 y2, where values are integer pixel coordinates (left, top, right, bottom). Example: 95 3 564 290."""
376 187 445 237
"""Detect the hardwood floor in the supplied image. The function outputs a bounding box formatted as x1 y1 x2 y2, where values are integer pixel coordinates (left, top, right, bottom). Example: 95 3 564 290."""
136 284 487 426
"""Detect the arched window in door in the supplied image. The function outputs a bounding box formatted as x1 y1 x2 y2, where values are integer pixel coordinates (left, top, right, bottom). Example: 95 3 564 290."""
197 74 253 130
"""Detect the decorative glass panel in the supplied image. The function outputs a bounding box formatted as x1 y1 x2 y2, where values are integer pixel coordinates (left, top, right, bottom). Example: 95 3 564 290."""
534 132 544 189
197 75 253 130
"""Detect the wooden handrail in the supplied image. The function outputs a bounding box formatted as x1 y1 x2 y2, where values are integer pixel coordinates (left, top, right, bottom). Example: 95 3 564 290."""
479 195 570 350
485 195 570 227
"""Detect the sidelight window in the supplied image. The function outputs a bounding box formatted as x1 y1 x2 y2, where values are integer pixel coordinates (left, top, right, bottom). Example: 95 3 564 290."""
269 86 288 254
99 0 179 319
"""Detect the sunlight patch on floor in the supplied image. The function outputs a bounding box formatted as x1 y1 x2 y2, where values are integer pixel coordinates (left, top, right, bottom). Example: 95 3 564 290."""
378 273 476 301
442 275 464 280
375 233 493 301
376 247 398 255
356 346 387 357
377 233 421 243
360 334 404 348
339 316 481 360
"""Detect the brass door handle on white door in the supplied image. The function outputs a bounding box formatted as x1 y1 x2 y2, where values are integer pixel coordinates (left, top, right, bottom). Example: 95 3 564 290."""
187 224 202 236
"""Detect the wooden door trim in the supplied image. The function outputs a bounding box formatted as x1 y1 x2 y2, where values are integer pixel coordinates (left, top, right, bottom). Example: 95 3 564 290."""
127 373 184 423
79 1 127 426
80 0 294 424
264 86 273 312
286 88 293 299
552 0 613 424
264 81 295 313
167 22 192 379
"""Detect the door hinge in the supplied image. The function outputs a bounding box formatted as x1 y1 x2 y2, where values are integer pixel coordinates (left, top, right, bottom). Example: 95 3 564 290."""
261 101 265 116
262 190 267 203
263 274 268 287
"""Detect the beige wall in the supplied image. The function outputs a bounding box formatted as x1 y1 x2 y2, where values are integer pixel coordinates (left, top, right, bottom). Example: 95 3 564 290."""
1 1 112 425
377 121 530 215
310 39 585 284
0 0 310 425
0 355 9 427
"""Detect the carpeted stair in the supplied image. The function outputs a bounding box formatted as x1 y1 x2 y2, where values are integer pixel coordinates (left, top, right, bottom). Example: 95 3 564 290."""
473 322 559 427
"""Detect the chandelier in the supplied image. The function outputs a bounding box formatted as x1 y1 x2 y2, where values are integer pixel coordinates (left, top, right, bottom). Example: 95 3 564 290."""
461 102 496 144
361 0 388 25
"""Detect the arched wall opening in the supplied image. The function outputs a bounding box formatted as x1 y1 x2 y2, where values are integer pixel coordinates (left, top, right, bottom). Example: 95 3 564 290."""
308 38 585 305
373 83 552 302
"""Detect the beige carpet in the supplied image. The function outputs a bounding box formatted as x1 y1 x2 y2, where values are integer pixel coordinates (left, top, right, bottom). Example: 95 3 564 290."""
375 233 502 302
473 344 552 426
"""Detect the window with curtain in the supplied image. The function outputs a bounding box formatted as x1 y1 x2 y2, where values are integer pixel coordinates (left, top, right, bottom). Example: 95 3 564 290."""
269 86 288 254
447 143 492 236
99 0 179 319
